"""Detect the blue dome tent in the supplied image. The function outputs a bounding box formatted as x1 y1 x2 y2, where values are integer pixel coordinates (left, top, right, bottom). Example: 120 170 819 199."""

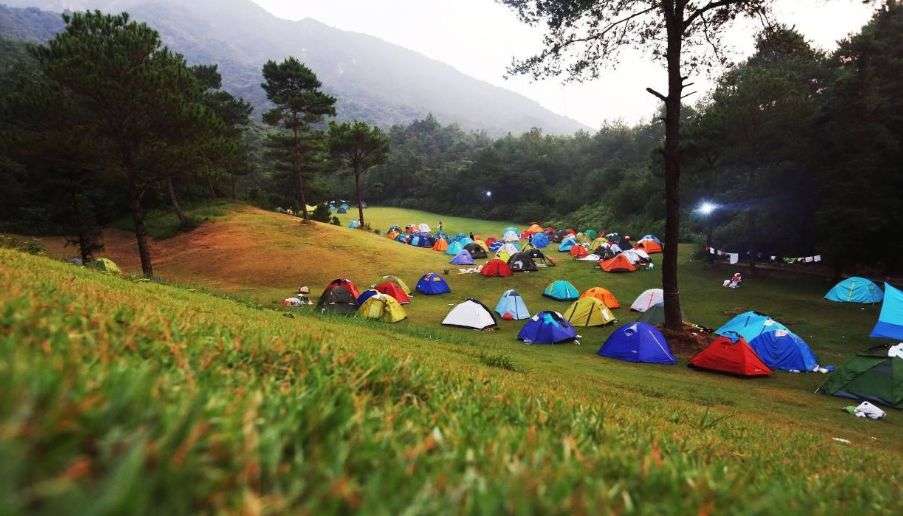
597 322 676 364
518 311 578 344
558 237 577 252
446 241 464 256
871 283 903 341
355 289 379 306
530 233 550 248
416 273 451 295
825 277 883 303
495 289 530 320
715 311 789 343
450 250 475 265
543 280 580 301
747 330 819 372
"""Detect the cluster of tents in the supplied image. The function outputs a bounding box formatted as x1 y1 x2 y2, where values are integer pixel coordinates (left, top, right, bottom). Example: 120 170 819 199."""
324 221 902 410
817 277 903 408
316 274 452 323
383 223 662 275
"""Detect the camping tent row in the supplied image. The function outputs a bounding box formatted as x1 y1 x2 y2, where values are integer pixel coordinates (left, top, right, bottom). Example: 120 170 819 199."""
317 274 452 314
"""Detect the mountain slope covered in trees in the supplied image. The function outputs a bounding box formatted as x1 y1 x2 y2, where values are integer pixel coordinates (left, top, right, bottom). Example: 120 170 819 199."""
0 0 588 135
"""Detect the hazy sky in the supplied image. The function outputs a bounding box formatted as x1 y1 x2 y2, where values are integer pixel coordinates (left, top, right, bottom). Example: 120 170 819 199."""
251 0 876 128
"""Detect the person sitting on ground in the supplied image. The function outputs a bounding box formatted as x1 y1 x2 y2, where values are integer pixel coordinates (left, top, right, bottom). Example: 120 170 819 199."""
722 272 743 289
296 286 312 305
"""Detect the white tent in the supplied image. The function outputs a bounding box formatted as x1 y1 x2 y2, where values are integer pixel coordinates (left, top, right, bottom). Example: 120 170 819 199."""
442 299 497 329
502 230 520 242
498 243 519 256
622 249 649 264
578 254 601 261
417 223 431 233
630 289 664 312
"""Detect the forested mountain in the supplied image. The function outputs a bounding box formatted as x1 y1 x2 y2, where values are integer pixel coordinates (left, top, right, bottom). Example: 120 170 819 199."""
0 0 588 136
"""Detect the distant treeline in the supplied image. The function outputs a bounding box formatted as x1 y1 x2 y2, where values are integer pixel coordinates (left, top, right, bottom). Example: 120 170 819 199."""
1 7 900 276
351 10 902 275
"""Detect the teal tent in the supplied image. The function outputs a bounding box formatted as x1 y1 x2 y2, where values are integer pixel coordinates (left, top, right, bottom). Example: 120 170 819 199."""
825 277 883 304
543 280 579 301
871 283 903 341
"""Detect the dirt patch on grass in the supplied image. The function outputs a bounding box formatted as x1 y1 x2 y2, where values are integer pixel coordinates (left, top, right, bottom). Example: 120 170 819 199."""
662 324 712 356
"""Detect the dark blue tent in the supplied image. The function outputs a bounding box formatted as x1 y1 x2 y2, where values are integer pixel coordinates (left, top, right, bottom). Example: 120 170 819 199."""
597 322 676 364
355 289 379 306
518 311 578 344
748 330 819 372
415 233 435 247
416 273 451 295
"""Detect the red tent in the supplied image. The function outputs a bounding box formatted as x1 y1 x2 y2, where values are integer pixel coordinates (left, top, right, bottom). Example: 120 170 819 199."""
690 335 772 377
481 259 513 277
600 254 636 273
375 281 411 304
324 278 360 300
570 245 589 258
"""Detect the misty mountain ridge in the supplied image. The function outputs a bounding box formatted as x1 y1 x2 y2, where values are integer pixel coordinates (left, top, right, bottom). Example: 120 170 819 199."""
0 0 589 135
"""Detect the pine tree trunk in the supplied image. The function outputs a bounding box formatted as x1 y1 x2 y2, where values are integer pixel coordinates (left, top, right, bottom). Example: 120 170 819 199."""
70 191 94 263
355 165 365 228
292 126 309 220
128 175 154 278
661 6 684 331
167 176 190 227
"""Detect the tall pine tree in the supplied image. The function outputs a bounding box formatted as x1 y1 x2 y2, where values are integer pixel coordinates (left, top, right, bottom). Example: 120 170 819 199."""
261 58 335 220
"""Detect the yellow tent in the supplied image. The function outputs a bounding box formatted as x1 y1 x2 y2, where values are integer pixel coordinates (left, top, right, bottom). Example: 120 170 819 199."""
89 257 121 275
381 275 412 295
358 294 406 323
495 250 512 262
304 204 319 215
563 297 615 327
590 237 608 249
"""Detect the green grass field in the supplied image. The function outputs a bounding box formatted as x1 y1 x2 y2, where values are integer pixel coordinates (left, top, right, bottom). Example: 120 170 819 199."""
7 204 901 513
339 206 520 237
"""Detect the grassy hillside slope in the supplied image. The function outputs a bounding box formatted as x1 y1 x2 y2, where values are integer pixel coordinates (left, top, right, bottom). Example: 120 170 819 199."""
36 206 902 441
0 248 900 513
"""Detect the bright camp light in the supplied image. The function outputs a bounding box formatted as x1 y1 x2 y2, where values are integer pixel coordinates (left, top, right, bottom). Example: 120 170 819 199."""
696 201 718 216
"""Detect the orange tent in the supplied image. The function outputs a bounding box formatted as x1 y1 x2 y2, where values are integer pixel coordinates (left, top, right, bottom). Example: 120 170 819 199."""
580 287 620 309
432 238 448 252
525 223 544 235
600 254 637 273
636 239 663 254
570 245 589 258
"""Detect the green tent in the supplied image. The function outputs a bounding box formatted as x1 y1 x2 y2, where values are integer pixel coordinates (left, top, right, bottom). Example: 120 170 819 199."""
819 352 903 409
88 257 121 275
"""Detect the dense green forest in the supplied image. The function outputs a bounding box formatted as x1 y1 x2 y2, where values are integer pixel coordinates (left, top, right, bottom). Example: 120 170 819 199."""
1 5 901 276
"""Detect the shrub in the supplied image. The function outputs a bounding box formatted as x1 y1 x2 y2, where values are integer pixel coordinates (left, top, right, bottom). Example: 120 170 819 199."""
0 234 47 255
311 204 332 223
